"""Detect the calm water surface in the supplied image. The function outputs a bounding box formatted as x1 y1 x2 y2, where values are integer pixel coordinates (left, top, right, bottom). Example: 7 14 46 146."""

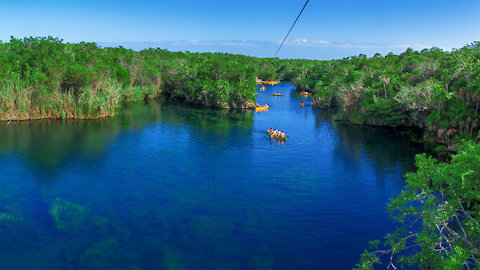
0 83 423 269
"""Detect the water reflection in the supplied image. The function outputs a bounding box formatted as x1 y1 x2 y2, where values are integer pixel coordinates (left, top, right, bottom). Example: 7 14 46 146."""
314 109 423 174
0 84 425 269
0 98 254 174
0 99 255 269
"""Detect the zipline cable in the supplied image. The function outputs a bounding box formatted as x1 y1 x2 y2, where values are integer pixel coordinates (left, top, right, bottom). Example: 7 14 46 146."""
273 0 310 58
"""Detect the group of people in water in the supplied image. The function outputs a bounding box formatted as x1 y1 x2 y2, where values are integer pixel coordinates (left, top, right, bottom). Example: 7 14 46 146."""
260 90 318 140
268 128 286 138
300 100 317 106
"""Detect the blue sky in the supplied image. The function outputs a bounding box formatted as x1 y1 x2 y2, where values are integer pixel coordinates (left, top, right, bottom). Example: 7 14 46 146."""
1 0 479 59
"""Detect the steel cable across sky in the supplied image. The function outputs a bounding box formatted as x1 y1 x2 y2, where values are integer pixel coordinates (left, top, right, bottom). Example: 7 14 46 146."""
273 0 310 58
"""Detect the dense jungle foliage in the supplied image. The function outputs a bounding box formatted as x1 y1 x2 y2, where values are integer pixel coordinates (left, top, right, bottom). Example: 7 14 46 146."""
1 37 478 149
0 36 279 121
355 141 480 269
289 42 480 150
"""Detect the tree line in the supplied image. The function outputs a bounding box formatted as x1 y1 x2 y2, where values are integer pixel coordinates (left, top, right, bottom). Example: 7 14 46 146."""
0 36 277 121
1 36 479 269
288 43 480 151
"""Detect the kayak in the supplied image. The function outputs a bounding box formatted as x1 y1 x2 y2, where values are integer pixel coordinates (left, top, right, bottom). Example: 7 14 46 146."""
256 105 269 112
263 81 279 85
272 93 284 96
267 130 287 141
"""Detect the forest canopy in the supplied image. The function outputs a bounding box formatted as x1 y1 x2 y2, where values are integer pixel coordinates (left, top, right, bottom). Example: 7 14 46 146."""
289 42 480 149
0 36 266 120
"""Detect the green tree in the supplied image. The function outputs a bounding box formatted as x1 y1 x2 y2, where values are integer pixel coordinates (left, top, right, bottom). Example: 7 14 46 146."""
356 142 480 269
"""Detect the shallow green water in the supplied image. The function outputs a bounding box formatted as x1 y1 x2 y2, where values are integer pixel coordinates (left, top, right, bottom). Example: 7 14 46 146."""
0 83 423 269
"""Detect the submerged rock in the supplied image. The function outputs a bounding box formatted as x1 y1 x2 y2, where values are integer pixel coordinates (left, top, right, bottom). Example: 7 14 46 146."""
49 198 90 232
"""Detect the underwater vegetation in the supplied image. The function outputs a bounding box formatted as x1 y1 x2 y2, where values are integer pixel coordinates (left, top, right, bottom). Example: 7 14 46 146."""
0 212 23 224
49 198 90 232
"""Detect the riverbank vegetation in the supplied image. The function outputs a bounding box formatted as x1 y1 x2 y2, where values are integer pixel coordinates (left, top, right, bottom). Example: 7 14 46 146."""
2 37 478 150
0 37 259 121
288 42 480 151
355 141 480 269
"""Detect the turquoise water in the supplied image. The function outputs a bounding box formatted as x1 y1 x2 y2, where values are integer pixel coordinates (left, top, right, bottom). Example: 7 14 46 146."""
0 83 423 269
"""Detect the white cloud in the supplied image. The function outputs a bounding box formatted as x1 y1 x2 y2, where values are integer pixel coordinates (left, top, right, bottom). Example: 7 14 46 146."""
281 38 444 51
283 39 330 46
97 39 452 59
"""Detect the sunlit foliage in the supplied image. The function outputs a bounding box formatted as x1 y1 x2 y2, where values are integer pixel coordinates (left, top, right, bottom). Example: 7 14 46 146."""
355 142 480 269
0 37 262 120
289 43 480 147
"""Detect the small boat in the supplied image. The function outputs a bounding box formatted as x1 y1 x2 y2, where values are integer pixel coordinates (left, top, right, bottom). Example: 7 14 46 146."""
300 92 312 96
256 105 269 112
272 93 284 96
263 80 279 85
267 130 287 141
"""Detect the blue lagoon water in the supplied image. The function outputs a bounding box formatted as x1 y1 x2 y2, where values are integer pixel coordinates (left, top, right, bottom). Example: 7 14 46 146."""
0 83 423 269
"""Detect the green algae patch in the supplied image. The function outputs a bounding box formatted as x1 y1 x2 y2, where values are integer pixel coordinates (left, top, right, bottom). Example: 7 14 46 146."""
49 198 90 232
0 212 23 224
